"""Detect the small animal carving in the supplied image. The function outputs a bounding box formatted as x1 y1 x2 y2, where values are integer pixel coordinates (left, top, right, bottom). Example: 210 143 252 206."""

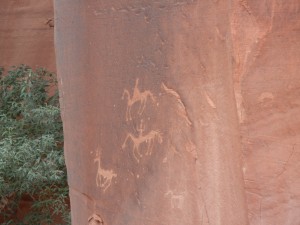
122 120 163 162
88 214 104 225
122 78 156 121
94 150 117 192
165 190 185 209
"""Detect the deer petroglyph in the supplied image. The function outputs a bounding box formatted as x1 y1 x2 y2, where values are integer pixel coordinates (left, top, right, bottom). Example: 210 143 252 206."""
122 120 163 162
94 149 117 192
122 78 156 121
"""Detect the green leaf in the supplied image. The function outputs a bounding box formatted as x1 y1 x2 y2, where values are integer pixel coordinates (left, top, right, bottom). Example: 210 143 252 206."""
0 65 69 223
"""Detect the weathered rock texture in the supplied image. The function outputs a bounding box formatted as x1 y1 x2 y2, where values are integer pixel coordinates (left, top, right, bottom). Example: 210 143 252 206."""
0 0 55 71
54 0 300 225
232 1 300 224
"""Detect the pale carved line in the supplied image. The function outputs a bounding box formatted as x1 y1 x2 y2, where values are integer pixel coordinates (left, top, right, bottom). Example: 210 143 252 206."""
122 78 156 121
94 148 117 192
122 120 163 162
161 83 192 126
164 190 186 209
88 214 104 225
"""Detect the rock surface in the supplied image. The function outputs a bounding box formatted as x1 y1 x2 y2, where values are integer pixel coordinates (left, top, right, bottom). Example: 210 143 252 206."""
55 0 249 224
2 0 300 224
232 1 300 224
55 0 300 224
0 0 55 71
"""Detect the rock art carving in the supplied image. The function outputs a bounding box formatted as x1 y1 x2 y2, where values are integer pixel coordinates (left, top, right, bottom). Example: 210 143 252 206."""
122 78 156 121
204 91 217 109
161 83 192 126
167 140 181 156
258 92 274 103
88 214 104 225
184 139 198 160
122 120 163 162
94 149 117 192
164 190 186 209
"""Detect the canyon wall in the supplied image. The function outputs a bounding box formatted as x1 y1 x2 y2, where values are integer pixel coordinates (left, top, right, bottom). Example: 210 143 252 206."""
232 1 300 224
55 0 248 224
55 0 300 224
2 0 299 224
0 0 55 71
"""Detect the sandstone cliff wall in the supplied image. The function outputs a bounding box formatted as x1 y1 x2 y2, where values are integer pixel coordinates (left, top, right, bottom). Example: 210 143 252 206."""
55 1 300 224
1 0 300 224
0 0 55 71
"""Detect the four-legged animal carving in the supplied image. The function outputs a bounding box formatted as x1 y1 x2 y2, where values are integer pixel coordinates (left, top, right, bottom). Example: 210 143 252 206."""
122 120 163 162
164 190 185 209
122 78 155 121
94 151 117 192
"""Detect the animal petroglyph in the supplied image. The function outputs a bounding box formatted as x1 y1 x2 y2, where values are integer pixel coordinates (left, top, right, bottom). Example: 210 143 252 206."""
94 149 117 192
164 190 186 209
122 78 156 121
122 120 163 162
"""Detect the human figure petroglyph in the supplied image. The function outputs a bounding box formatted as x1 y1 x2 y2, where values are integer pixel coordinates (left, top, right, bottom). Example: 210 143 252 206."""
122 120 163 162
94 149 117 192
122 78 156 121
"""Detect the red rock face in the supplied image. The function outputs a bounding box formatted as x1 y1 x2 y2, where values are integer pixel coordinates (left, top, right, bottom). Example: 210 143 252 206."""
3 0 300 224
0 0 55 71
54 1 248 224
11 0 297 224
232 1 300 224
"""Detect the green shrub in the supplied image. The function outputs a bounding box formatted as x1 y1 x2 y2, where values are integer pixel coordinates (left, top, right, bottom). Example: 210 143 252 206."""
0 65 70 224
